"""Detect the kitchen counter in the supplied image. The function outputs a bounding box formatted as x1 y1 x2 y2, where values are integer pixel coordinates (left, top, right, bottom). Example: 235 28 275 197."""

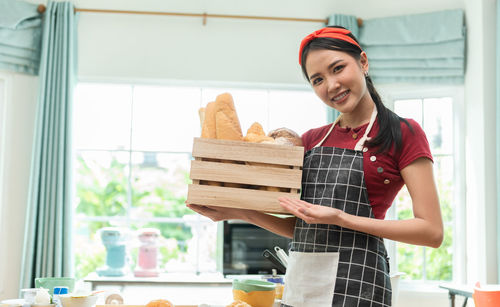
84 273 234 305
85 272 232 288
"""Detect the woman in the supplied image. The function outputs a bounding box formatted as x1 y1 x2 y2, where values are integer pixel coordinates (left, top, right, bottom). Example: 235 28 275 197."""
187 26 443 307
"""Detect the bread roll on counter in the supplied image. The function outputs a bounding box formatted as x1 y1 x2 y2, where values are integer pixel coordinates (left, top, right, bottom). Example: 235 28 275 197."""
226 300 253 307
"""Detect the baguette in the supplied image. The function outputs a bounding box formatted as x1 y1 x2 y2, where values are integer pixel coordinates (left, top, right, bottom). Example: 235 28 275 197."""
214 93 243 140
201 102 217 139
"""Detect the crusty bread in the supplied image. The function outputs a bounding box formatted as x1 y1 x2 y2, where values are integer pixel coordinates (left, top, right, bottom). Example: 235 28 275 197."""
146 299 173 307
268 127 302 146
216 112 243 141
226 300 252 307
273 136 295 146
198 107 205 128
246 122 266 136
201 102 217 138
243 133 274 143
214 93 243 140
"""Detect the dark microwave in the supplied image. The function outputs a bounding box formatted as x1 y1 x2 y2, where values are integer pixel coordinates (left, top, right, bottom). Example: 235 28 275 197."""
222 220 291 276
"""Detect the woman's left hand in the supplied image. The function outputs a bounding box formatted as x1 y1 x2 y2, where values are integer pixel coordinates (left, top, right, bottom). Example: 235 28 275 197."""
278 197 343 225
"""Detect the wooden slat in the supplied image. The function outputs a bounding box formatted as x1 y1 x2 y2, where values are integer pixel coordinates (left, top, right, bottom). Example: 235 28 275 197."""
189 160 302 189
187 184 299 214
192 138 304 166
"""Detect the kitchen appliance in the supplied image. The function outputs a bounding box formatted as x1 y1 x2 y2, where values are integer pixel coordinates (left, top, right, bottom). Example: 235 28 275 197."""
96 227 128 277
222 220 291 275
134 228 161 277
262 249 286 274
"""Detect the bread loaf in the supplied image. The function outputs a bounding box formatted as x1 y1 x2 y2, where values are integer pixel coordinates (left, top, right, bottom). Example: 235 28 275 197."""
227 300 253 307
216 111 243 141
201 102 217 138
244 133 274 143
246 122 266 136
198 107 206 128
214 93 243 140
268 127 302 146
273 136 295 146
145 299 173 307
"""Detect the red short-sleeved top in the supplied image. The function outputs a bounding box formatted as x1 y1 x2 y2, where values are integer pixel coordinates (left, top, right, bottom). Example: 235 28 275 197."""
301 118 433 219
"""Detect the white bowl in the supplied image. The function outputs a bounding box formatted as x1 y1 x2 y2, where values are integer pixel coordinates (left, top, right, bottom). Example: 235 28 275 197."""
59 295 98 307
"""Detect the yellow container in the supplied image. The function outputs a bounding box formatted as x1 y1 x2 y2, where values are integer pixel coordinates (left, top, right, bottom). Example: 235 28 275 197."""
232 279 276 307
274 283 284 300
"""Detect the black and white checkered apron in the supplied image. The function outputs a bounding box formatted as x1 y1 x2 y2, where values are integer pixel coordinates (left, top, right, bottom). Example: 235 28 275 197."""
283 109 392 307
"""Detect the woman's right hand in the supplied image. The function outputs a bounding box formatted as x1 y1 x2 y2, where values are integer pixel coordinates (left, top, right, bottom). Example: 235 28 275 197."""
186 203 254 222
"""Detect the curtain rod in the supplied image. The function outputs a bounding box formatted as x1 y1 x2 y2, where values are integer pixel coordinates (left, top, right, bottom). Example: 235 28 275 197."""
36 4 364 27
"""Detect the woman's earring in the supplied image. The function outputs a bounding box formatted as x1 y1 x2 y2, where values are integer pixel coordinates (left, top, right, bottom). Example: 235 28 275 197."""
364 71 369 77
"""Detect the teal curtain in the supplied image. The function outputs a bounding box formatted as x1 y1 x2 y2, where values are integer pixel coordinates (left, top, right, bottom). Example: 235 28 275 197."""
325 14 359 122
358 9 466 84
0 0 43 75
327 14 359 39
20 1 77 289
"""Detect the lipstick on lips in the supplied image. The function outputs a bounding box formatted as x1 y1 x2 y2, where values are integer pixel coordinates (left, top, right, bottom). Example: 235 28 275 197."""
332 90 350 104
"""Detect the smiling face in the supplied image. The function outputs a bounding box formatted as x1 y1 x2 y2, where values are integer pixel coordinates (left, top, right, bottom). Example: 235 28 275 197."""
304 49 372 116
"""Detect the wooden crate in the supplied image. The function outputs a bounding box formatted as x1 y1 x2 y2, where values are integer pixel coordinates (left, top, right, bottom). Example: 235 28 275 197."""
187 138 304 214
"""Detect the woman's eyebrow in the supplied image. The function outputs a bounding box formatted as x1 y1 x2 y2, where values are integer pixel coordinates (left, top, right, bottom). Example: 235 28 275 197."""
309 59 344 80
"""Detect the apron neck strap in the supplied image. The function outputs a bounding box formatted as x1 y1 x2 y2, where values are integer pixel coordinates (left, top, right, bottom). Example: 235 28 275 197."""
354 106 378 151
314 106 378 151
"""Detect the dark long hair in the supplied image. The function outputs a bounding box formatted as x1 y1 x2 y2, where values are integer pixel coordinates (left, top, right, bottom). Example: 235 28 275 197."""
300 26 413 154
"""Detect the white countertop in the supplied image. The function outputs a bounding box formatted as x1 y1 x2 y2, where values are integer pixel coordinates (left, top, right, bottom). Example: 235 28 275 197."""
83 273 278 305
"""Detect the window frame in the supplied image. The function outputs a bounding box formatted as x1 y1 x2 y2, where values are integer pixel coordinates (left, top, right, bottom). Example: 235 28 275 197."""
380 84 466 289
0 73 10 295
72 77 326 277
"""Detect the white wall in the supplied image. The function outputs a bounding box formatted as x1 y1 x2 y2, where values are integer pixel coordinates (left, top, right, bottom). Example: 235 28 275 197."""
0 72 38 299
74 0 464 84
464 0 498 285
3 0 499 306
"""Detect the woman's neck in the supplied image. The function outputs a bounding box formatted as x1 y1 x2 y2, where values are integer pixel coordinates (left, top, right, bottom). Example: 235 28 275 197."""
338 96 376 128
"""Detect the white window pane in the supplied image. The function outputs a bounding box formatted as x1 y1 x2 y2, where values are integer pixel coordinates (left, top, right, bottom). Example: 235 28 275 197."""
130 152 191 210
201 88 269 134
423 98 453 155
74 150 130 217
73 83 132 150
74 220 107 279
394 99 422 126
269 90 327 136
131 86 201 152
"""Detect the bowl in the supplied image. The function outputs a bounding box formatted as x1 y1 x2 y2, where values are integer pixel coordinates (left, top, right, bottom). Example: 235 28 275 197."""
21 288 39 304
59 295 98 307
232 279 276 307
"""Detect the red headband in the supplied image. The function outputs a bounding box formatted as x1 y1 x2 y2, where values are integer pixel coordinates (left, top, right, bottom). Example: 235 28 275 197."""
298 27 362 65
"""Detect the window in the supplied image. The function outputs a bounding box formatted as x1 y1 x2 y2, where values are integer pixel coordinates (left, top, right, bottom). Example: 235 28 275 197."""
0 76 5 293
72 82 326 279
386 87 465 284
